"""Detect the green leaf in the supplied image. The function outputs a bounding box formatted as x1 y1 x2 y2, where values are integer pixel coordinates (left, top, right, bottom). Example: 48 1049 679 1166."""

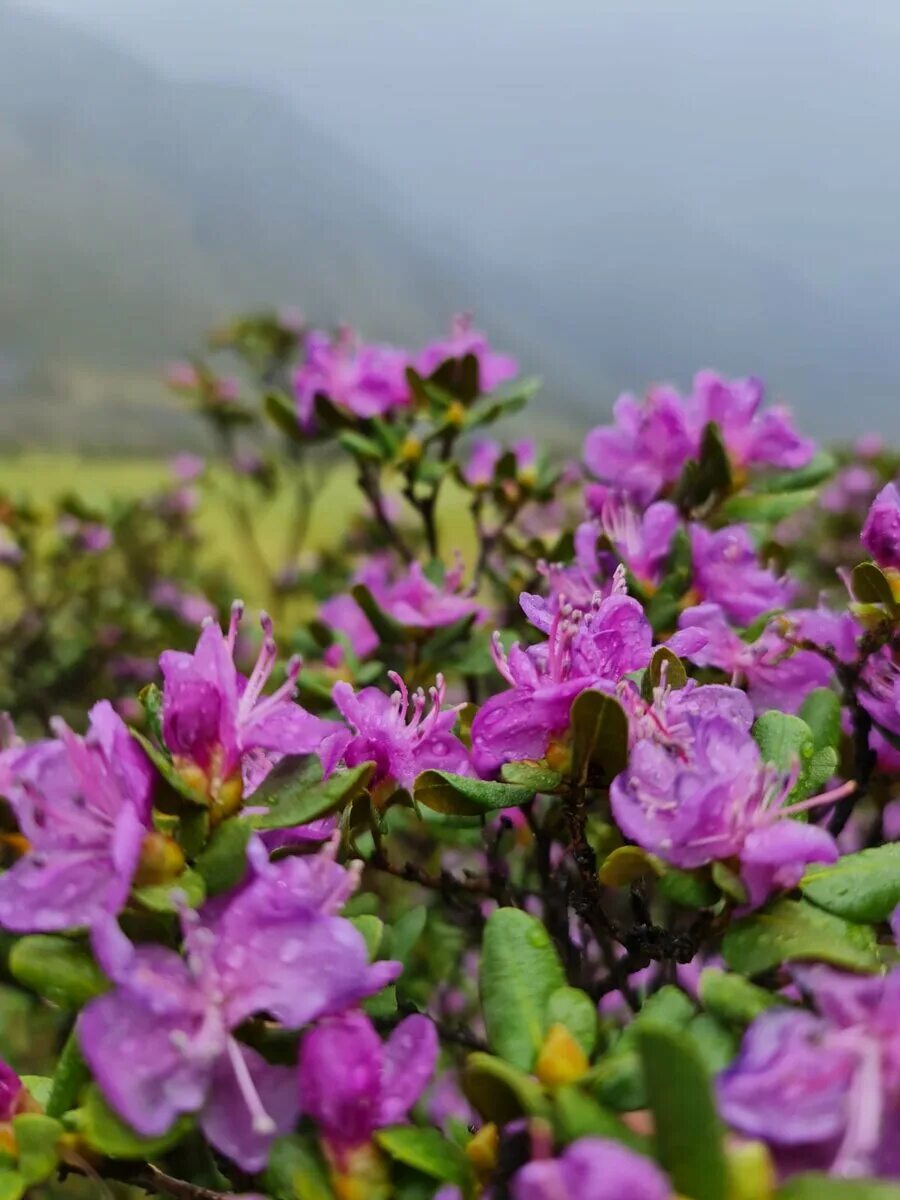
698 968 780 1027
414 770 535 816
552 1084 650 1153
350 914 384 960
462 1052 552 1123
249 760 375 830
375 1126 473 1189
617 985 697 1052
570 690 629 787
723 899 881 976
78 1084 191 1158
648 646 687 691
687 1013 738 1074
130 728 207 807
800 843 900 924
657 865 720 909
636 1024 728 1200
778 1177 900 1199
194 818 253 896
479 907 566 1070
598 845 659 887
11 1114 61 1186
386 905 427 967
852 562 898 609
19 1078 52 1111
0 1170 25 1200
263 1133 333 1200
137 681 164 743
132 867 206 913
799 688 842 752
264 391 305 443
338 430 384 461
545 986 598 1056
352 583 407 644
673 420 732 514
721 489 819 523
9 936 108 1009
755 450 836 493
46 1032 90 1119
752 710 837 804
500 761 563 791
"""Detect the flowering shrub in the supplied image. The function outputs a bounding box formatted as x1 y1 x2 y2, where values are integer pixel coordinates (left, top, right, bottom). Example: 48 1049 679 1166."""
0 312 899 1200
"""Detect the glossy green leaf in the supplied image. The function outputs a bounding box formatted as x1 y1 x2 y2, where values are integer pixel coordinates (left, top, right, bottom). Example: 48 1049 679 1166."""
0 1170 25 1200
755 450 836 494
461 1051 551 1124
799 688 842 753
636 1024 728 1200
386 905 427 967
800 843 900 923
11 1114 61 1185
570 690 629 787
723 899 881 976
130 728 207 807
262 1133 333 1200
249 760 375 830
545 986 598 1056
78 1084 191 1158
350 914 384 960
194 817 253 895
500 761 563 791
648 645 687 691
752 710 837 803
721 488 818 523
552 1084 650 1153
9 936 108 1009
673 420 732 514
375 1126 473 1189
852 562 898 609
46 1033 90 1119
479 907 566 1069
698 968 780 1027
414 770 535 815
132 867 206 913
778 1177 900 1199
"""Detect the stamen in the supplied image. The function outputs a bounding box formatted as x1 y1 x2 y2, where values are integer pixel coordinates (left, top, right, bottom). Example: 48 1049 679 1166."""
226 1037 276 1136
226 599 245 653
778 779 856 819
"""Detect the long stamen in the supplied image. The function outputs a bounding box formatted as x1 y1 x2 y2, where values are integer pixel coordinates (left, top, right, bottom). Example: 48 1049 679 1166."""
490 631 516 685
240 619 278 716
387 671 409 720
226 1036 276 1135
778 779 856 819
249 655 303 721
226 599 244 654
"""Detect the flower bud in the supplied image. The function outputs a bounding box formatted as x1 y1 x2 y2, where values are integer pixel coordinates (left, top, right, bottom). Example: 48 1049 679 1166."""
535 1024 589 1087
400 436 423 463
465 1122 499 1176
135 832 186 887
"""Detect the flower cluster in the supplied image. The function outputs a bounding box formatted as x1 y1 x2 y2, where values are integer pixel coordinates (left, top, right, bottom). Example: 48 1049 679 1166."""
1 318 900 1199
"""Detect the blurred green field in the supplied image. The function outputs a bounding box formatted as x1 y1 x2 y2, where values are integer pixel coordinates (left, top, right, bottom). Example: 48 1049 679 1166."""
0 453 477 605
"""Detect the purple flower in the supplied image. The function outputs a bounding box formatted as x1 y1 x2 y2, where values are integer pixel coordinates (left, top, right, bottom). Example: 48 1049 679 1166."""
690 524 792 625
0 701 153 933
292 327 410 429
861 483 900 571
678 603 839 715
415 314 518 393
462 439 502 488
377 561 485 630
594 498 679 591
687 371 814 474
583 387 694 506
513 439 538 481
333 673 470 793
820 466 878 514
511 1137 669 1200
610 699 842 901
0 1060 23 1122
298 1010 437 1163
150 580 217 626
472 581 702 776
719 967 900 1178
319 594 379 665
160 604 348 807
79 842 399 1171
170 453 206 482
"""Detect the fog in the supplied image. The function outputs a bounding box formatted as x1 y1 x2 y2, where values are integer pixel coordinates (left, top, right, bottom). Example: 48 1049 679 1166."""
9 0 900 438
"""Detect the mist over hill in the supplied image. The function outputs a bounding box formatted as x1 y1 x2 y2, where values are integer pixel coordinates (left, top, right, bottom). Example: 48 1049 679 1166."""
3 1 900 449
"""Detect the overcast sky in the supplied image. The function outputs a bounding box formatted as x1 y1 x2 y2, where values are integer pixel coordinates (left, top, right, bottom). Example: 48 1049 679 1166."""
14 1 900 432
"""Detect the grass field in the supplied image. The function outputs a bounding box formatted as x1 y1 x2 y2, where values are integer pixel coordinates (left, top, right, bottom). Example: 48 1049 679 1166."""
0 452 477 605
